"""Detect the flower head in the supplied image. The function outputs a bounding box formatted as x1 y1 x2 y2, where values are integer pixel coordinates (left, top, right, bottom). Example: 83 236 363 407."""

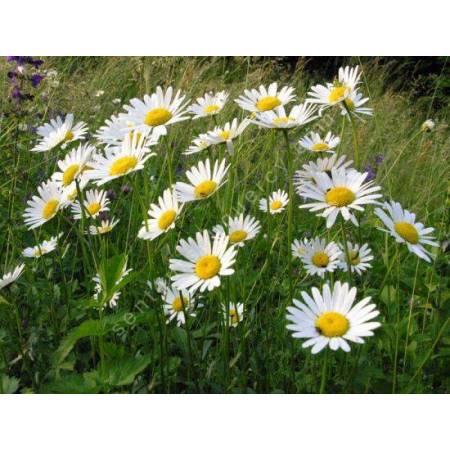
22 234 62 258
0 264 25 290
374 200 438 263
286 281 381 354
235 82 295 113
250 103 318 129
299 131 340 154
213 213 261 247
300 237 341 278
259 189 289 215
338 242 373 275
188 91 228 119
169 230 237 293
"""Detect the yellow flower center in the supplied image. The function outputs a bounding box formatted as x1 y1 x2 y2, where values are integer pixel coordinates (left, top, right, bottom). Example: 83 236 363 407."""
172 296 187 312
311 142 329 152
272 116 291 126
87 202 101 216
325 187 355 207
67 188 78 201
98 226 112 234
194 180 217 199
229 308 239 324
63 130 74 142
328 86 348 103
315 312 350 337
394 222 419 244
229 230 248 243
158 209 177 230
349 250 360 266
204 104 220 114
195 255 221 279
62 164 80 186
312 251 330 268
144 108 172 126
33 247 46 257
42 199 59 220
270 200 283 211
219 130 231 140
109 156 138 176
256 96 281 112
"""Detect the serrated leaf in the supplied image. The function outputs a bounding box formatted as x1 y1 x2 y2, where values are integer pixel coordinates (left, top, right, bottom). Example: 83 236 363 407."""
102 354 152 386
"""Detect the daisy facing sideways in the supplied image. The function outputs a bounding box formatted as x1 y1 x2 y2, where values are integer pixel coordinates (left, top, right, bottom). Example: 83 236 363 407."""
250 103 318 129
51 143 95 187
183 134 212 155
87 133 155 186
223 302 244 328
23 180 66 229
175 158 229 203
340 89 373 119
259 189 289 215
213 213 261 247
338 241 373 275
300 237 341 278
286 281 381 354
0 264 25 290
88 217 120 235
123 86 190 136
299 168 382 228
71 189 110 220
138 187 183 241
235 82 295 113
294 154 353 193
169 229 237 293
95 114 161 147
31 113 87 152
291 237 309 259
162 284 199 326
205 118 249 154
374 200 438 263
298 131 340 154
22 234 62 258
188 90 228 119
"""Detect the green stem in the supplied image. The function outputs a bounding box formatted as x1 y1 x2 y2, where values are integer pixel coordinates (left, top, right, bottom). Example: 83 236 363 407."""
343 102 359 168
282 130 294 300
319 349 328 394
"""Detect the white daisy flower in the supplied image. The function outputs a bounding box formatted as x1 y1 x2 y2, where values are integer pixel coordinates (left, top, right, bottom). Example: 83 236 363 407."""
183 134 212 156
338 241 373 275
291 237 309 259
94 114 161 147
87 133 156 186
235 82 296 113
301 237 341 278
123 86 190 136
339 89 373 119
286 281 381 354
138 187 183 241
299 168 382 228
421 119 435 132
188 90 229 119
88 217 120 235
213 213 261 247
205 118 249 154
223 302 244 328
169 229 237 293
51 143 95 187
148 277 169 295
298 131 340 154
162 285 198 326
71 189 110 220
22 233 62 258
338 65 362 92
250 103 318 129
23 180 66 229
175 158 229 203
259 189 289 215
374 200 438 263
31 114 87 152
294 154 353 194
0 264 25 290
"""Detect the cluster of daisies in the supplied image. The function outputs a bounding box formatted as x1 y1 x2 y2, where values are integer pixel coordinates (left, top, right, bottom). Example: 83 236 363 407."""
2 65 439 355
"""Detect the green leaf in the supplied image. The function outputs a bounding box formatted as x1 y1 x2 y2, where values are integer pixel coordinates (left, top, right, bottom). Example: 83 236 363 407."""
1 374 19 394
101 354 152 386
41 373 100 394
